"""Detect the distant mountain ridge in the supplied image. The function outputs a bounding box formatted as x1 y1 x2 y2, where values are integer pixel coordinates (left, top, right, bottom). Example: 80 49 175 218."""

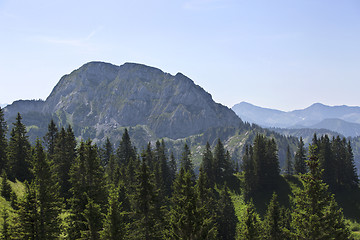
232 102 360 137
4 61 242 143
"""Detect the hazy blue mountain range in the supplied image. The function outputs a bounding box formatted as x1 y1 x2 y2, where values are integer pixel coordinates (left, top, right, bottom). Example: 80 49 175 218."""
232 102 360 137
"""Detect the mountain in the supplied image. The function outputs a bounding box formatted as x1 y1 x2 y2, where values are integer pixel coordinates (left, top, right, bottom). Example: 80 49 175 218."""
4 61 242 143
0 103 8 108
232 102 360 137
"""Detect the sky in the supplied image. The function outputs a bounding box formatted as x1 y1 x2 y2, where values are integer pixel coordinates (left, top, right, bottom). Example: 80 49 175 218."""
0 0 359 111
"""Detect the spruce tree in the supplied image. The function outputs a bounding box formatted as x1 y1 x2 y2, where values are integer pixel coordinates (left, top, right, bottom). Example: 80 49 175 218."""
262 193 284 240
100 184 129 240
32 139 62 240
100 137 113 168
1 208 10 240
52 126 76 200
201 142 214 187
237 200 262 240
116 128 137 166
67 140 107 240
81 197 103 240
0 107 7 173
179 143 194 178
7 113 32 182
168 169 216 239
217 185 237 240
284 145 293 176
43 119 58 159
169 151 177 184
290 145 351 239
131 155 163 240
344 140 359 188
15 181 39 240
0 170 11 201
294 137 307 174
242 145 256 200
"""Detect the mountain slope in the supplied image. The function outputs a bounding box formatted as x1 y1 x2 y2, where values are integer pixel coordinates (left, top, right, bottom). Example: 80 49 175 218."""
5 61 242 142
309 118 360 138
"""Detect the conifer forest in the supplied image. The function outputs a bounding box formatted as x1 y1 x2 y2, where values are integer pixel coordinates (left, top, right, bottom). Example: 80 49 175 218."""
0 108 359 239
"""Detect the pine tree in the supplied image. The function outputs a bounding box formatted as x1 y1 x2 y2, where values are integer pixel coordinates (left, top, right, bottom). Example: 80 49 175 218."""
43 119 58 159
32 139 62 240
67 140 107 239
168 169 216 239
169 151 177 184
284 145 293 176
131 155 163 240
100 137 113 168
81 197 103 240
179 143 194 177
344 140 359 188
0 107 7 173
237 200 262 240
0 170 11 201
15 181 39 240
217 185 237 240
7 113 32 182
262 193 284 240
290 145 351 239
318 135 336 190
294 137 307 174
100 184 129 240
201 142 214 187
242 145 256 200
116 129 137 166
52 126 76 200
1 208 10 240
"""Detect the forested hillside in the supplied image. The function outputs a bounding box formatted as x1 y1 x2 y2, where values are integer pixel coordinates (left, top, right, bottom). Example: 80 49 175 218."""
0 108 359 239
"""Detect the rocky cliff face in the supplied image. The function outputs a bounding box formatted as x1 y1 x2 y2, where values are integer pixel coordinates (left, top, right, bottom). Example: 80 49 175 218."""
6 61 242 141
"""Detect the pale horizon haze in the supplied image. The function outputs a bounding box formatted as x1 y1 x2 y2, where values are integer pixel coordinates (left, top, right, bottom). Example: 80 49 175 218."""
1 0 359 111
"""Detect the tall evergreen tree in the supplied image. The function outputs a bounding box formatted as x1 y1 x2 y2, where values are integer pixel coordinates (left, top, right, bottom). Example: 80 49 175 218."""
52 126 76 200
216 185 237 240
284 145 293 176
43 119 58 159
0 170 11 201
237 200 262 240
344 140 359 188
1 208 10 240
180 143 194 176
201 142 214 187
0 107 7 173
168 169 216 239
318 135 336 190
100 137 113 169
116 128 137 166
290 145 350 239
67 140 107 240
15 181 39 240
131 155 163 240
169 152 177 184
7 113 31 181
242 145 256 200
262 193 284 240
100 184 129 240
32 139 62 240
294 137 307 174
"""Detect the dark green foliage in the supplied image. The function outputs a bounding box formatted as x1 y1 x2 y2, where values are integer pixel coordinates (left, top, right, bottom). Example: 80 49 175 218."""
52 126 76 200
180 143 193 175
116 128 137 166
0 170 11 201
284 145 293 176
32 139 62 240
15 181 39 240
216 185 237 240
169 151 177 183
168 169 217 239
100 137 113 168
43 119 58 159
7 113 32 182
68 140 107 239
131 155 163 240
100 184 129 240
1 208 10 240
290 145 351 239
294 137 307 174
0 107 7 173
200 142 214 187
237 200 262 240
262 193 285 240
81 197 103 240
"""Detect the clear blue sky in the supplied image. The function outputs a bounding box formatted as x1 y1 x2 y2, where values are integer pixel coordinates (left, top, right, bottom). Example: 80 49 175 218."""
1 0 359 111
